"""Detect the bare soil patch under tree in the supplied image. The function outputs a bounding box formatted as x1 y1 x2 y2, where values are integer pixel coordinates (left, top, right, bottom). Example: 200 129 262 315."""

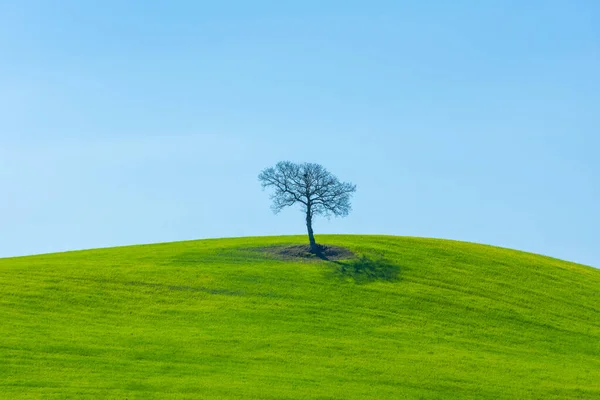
252 244 355 261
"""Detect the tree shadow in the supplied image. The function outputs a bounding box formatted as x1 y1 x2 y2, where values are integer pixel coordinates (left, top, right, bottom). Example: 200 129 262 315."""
328 254 401 284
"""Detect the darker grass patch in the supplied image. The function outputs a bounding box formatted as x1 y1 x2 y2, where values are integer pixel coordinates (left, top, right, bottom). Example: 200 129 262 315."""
250 244 355 261
330 255 401 284
125 281 245 296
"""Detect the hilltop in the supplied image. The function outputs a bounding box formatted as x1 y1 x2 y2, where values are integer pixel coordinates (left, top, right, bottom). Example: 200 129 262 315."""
1 235 599 399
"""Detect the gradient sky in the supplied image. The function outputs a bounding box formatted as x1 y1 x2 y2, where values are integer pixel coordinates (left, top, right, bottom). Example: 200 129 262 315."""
1 1 598 267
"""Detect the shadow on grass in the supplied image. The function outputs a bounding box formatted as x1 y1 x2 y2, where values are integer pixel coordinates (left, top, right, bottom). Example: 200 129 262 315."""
329 254 401 284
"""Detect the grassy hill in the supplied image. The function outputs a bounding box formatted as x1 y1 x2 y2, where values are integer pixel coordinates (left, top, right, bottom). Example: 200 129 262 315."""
1 235 599 399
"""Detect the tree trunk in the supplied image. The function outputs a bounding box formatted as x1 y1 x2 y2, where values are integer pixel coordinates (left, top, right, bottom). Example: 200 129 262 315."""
306 208 318 253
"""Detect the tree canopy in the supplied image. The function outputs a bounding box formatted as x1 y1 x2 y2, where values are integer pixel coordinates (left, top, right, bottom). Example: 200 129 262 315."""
259 161 356 252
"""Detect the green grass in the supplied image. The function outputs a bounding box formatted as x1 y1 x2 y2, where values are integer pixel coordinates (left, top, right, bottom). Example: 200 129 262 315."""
1 235 599 399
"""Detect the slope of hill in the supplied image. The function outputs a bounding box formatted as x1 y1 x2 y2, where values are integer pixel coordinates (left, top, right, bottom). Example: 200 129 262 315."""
1 235 599 399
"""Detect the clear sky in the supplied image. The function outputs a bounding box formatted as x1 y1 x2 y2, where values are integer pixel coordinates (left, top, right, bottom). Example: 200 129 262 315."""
1 1 598 267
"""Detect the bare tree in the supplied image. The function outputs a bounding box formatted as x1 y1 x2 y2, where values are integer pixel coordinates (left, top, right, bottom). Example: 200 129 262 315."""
258 161 356 253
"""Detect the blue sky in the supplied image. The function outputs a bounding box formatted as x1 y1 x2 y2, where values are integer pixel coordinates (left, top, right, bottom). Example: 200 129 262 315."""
1 1 598 267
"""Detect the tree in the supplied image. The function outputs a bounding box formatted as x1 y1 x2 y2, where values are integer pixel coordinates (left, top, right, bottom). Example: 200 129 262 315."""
258 161 356 253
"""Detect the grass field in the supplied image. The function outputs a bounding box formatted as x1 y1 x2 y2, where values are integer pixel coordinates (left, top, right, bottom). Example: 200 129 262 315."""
1 235 599 399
